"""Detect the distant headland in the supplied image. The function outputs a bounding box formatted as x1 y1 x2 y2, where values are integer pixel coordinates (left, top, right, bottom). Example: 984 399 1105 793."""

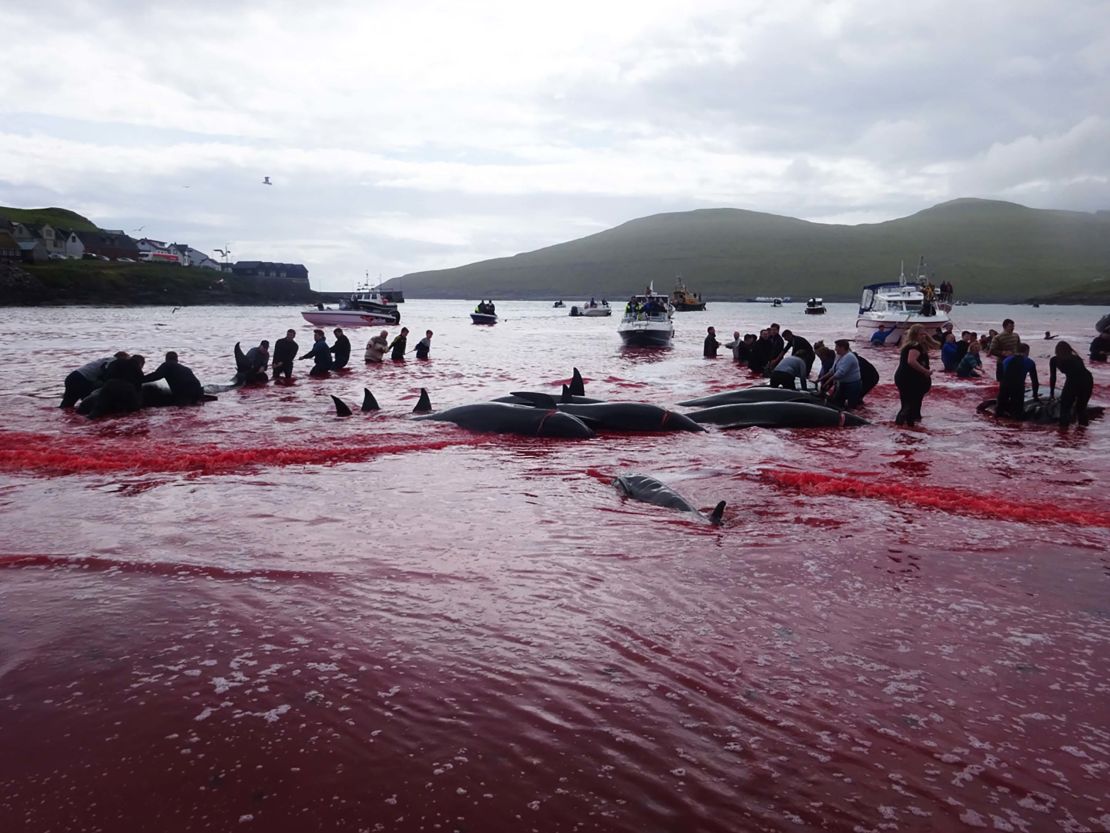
3 200 1109 306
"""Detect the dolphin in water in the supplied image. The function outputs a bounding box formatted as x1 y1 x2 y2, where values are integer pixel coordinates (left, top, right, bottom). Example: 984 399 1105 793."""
506 392 705 432
677 387 822 407
417 403 595 438
687 401 868 428
613 474 725 525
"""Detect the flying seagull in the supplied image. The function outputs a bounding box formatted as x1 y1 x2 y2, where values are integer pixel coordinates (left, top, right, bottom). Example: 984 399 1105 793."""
133 225 145 233
262 176 272 185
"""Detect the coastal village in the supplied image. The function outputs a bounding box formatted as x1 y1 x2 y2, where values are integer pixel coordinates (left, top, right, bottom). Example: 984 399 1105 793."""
0 210 311 301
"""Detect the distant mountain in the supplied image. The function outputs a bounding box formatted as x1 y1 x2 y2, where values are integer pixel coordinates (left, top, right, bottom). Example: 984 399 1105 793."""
381 199 1110 303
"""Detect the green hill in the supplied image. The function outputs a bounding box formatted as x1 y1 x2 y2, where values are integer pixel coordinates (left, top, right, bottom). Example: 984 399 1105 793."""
0 206 99 231
382 199 1110 303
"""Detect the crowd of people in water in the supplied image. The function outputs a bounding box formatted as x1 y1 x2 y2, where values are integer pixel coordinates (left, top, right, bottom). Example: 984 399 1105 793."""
702 316 1104 430
59 310 1106 428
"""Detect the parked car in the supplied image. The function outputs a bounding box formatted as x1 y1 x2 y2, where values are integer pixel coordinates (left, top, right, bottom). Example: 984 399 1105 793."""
48 252 66 260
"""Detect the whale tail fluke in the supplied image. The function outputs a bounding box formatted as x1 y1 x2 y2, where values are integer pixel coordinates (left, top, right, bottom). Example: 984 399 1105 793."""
413 388 432 413
569 367 585 396
561 384 573 403
234 341 248 372
362 388 380 411
331 395 353 417
709 501 726 525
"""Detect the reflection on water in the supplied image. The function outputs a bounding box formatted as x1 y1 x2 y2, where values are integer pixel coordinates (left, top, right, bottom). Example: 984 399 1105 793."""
0 301 1108 833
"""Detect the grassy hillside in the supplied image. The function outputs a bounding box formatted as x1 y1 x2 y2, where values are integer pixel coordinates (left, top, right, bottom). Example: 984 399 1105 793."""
382 199 1110 303
1027 276 1110 304
6 260 315 305
0 206 99 231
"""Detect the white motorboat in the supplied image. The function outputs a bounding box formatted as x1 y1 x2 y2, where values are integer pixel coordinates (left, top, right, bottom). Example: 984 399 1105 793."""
617 284 674 347
804 297 827 315
471 312 498 325
569 299 611 317
302 285 400 327
856 259 950 343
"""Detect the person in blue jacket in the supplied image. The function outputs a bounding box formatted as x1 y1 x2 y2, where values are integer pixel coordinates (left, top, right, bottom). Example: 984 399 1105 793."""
299 329 333 377
940 333 960 371
997 343 1039 418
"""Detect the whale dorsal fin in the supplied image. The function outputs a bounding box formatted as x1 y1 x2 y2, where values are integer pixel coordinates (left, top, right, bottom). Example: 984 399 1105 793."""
331 395 353 417
709 501 726 525
234 341 248 372
361 388 380 412
569 367 586 396
413 388 432 413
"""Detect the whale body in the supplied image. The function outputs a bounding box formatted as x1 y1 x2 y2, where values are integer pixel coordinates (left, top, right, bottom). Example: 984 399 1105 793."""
418 403 595 438
613 474 725 525
687 401 868 428
506 393 704 432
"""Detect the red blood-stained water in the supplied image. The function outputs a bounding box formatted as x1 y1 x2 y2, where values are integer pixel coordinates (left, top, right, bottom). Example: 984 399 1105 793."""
1 301 1108 833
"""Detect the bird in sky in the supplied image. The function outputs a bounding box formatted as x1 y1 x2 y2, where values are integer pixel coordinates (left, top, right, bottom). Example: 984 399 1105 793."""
262 176 272 185
133 225 144 233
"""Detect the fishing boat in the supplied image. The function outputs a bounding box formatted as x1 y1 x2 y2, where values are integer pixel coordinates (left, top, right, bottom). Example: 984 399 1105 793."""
670 278 706 311
617 284 674 347
804 297 827 315
856 258 950 343
471 300 498 325
301 285 400 327
569 299 611 317
771 297 783 307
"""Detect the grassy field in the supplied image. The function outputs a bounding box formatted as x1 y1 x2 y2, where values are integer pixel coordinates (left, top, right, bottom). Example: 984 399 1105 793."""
0 206 99 232
11 260 314 305
383 199 1110 303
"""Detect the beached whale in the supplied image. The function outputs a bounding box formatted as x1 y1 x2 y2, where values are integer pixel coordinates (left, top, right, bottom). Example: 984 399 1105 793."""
505 392 704 432
417 402 595 438
677 387 822 408
613 474 725 525
976 396 1104 424
687 401 868 428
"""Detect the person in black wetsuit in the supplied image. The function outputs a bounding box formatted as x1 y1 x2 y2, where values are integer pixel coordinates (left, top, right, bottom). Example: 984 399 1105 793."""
1049 341 1094 428
748 329 774 375
272 329 298 381
997 343 1039 419
1091 331 1110 363
330 328 351 370
300 329 333 377
388 327 409 361
143 351 204 404
414 330 433 359
894 325 933 426
703 326 720 358
80 354 146 418
777 330 814 374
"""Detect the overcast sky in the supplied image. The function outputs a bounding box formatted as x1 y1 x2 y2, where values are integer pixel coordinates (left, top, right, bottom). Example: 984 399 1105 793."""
2 0 1107 290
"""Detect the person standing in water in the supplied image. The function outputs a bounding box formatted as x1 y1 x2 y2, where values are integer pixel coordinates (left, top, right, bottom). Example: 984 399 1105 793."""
894 324 934 426
703 326 720 358
300 329 333 377
388 327 409 361
414 330 433 359
330 328 351 370
365 330 388 363
1049 341 1093 428
997 343 1039 419
272 329 298 381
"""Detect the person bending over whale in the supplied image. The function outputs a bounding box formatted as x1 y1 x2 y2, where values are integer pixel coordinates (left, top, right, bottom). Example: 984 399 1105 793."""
60 351 126 408
238 340 270 384
769 354 809 390
271 330 298 381
1049 341 1094 428
78 354 146 418
300 329 333 377
143 351 204 405
998 343 1039 419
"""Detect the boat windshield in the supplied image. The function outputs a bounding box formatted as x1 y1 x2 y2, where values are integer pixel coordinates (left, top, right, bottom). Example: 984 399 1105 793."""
621 295 671 322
